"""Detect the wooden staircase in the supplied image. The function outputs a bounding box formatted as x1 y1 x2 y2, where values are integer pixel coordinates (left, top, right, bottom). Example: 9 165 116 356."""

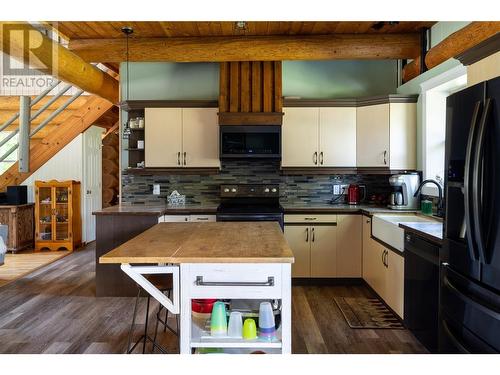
0 94 116 190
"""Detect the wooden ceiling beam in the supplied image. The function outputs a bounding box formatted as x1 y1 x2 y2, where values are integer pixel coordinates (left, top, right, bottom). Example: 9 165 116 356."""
68 33 421 62
0 22 119 104
402 22 500 83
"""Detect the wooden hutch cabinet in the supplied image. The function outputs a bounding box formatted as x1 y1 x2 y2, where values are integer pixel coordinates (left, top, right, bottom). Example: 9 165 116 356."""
35 180 81 251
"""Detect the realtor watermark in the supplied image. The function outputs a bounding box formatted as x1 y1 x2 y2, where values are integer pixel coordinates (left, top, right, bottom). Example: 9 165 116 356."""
0 23 58 95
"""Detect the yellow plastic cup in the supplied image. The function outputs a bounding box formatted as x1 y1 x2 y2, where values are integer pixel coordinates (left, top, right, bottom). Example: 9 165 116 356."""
242 318 257 340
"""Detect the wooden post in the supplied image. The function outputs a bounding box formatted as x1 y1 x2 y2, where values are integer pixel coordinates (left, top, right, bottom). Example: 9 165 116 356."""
0 22 119 104
18 96 30 173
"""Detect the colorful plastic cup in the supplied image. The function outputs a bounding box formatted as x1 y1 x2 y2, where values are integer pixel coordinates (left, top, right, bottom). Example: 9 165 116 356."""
210 301 227 337
242 318 257 340
227 311 243 338
258 302 276 340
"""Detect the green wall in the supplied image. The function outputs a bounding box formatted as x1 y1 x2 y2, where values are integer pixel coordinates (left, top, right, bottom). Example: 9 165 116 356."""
282 60 398 98
120 62 220 100
120 60 398 101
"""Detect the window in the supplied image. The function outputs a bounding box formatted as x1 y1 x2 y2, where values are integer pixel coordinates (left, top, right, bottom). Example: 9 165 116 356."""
420 66 467 196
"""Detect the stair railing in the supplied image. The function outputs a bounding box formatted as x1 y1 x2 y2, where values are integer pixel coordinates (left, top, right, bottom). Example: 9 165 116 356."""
0 79 84 172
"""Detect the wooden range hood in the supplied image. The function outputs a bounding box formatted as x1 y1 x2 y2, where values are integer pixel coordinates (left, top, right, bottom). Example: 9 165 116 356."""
218 61 283 125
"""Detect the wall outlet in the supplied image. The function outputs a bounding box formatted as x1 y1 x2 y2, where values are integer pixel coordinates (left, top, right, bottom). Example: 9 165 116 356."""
333 184 340 195
341 184 349 194
153 184 161 195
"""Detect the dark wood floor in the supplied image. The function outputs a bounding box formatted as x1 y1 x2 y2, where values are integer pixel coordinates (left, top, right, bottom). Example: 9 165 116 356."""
0 243 426 354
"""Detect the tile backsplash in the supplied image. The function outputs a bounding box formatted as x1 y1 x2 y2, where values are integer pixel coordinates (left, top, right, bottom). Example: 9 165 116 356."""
121 160 392 205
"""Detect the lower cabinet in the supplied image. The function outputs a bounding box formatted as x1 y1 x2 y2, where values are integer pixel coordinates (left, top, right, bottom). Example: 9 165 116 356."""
284 214 362 278
158 214 216 223
362 215 405 318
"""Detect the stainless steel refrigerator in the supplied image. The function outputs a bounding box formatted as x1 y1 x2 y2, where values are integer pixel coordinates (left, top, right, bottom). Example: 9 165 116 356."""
441 76 500 353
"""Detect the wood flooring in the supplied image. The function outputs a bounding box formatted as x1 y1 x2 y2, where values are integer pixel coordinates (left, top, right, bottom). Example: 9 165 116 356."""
0 250 70 288
0 243 427 354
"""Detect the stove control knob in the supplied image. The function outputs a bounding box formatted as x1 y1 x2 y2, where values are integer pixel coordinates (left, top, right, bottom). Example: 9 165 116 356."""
231 188 237 193
264 188 270 193
224 188 230 193
271 188 277 193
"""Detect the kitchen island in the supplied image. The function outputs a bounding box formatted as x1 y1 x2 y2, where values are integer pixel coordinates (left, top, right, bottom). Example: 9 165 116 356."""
99 221 294 354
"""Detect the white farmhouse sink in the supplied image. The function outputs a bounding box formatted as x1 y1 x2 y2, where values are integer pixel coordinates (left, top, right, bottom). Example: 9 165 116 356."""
372 214 436 252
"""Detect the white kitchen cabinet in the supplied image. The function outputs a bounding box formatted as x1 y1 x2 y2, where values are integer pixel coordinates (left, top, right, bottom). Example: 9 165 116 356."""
384 249 405 318
282 108 319 167
284 225 311 277
356 102 416 169
336 214 362 277
189 215 216 222
319 107 357 167
145 108 220 169
282 107 357 168
145 108 182 167
182 108 219 168
284 214 337 278
310 225 337 277
362 215 405 318
159 215 190 223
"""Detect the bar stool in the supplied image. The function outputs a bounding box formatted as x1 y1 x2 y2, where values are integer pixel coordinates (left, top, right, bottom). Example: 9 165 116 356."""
126 274 178 354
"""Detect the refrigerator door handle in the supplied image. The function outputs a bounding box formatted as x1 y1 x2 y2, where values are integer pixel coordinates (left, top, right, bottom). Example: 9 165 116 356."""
442 319 471 354
464 100 482 261
472 98 491 264
443 273 500 321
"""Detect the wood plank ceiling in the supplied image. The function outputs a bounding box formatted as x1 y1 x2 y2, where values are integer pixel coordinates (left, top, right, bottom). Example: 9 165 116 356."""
50 21 435 39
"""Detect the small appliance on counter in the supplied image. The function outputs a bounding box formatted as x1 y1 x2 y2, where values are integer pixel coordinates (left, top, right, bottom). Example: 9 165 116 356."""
387 173 420 210
347 184 366 205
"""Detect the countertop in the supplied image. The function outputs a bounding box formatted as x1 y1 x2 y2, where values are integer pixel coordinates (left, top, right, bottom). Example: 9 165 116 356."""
94 203 415 216
93 204 218 216
99 222 295 264
399 222 443 245
281 203 417 216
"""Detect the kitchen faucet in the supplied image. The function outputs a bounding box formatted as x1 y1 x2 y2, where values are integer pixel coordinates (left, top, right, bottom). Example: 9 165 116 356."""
413 179 444 218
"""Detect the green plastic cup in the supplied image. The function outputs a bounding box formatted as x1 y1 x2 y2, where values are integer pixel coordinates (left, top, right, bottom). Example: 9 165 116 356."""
210 301 227 337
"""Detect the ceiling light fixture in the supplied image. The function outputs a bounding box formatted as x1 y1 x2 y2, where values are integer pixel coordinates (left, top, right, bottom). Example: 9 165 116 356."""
121 26 133 139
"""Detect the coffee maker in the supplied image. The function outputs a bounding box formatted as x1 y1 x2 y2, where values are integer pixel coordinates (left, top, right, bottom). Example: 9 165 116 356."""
388 173 420 210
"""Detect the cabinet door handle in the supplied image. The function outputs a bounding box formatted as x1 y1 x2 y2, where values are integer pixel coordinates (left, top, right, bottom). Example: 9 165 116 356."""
366 219 371 224
313 152 318 165
319 151 324 165
183 152 187 165
304 217 317 221
196 217 209 221
305 227 309 242
381 249 385 266
195 276 274 287
177 152 181 165
311 227 315 242
383 150 387 165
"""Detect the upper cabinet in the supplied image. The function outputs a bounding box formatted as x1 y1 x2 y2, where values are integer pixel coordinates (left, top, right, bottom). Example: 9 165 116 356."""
356 102 417 169
282 106 357 167
145 107 220 169
282 96 417 170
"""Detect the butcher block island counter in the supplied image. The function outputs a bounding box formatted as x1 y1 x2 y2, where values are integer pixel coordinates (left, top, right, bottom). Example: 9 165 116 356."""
100 221 294 354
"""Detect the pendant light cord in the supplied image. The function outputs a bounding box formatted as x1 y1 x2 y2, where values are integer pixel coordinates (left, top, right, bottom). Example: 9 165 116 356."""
126 32 129 101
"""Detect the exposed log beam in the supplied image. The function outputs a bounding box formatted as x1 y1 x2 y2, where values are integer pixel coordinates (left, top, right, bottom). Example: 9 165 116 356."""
68 33 421 62
401 58 421 83
425 22 500 70
0 22 119 103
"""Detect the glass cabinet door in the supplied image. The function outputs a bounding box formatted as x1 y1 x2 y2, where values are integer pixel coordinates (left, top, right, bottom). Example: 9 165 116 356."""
55 186 70 241
37 186 53 241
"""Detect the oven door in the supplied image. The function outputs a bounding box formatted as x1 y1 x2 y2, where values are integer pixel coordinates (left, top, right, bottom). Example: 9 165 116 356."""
216 213 284 231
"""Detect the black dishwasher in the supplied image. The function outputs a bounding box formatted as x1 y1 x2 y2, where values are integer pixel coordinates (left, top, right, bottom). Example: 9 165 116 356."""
404 232 440 353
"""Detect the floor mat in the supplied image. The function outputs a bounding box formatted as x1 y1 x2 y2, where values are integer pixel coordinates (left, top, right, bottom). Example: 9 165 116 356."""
333 296 404 329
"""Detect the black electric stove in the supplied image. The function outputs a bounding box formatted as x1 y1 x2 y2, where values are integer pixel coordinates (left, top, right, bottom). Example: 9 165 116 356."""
216 184 284 230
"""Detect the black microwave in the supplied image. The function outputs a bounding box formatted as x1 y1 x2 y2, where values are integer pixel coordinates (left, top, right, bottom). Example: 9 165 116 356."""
220 125 281 159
